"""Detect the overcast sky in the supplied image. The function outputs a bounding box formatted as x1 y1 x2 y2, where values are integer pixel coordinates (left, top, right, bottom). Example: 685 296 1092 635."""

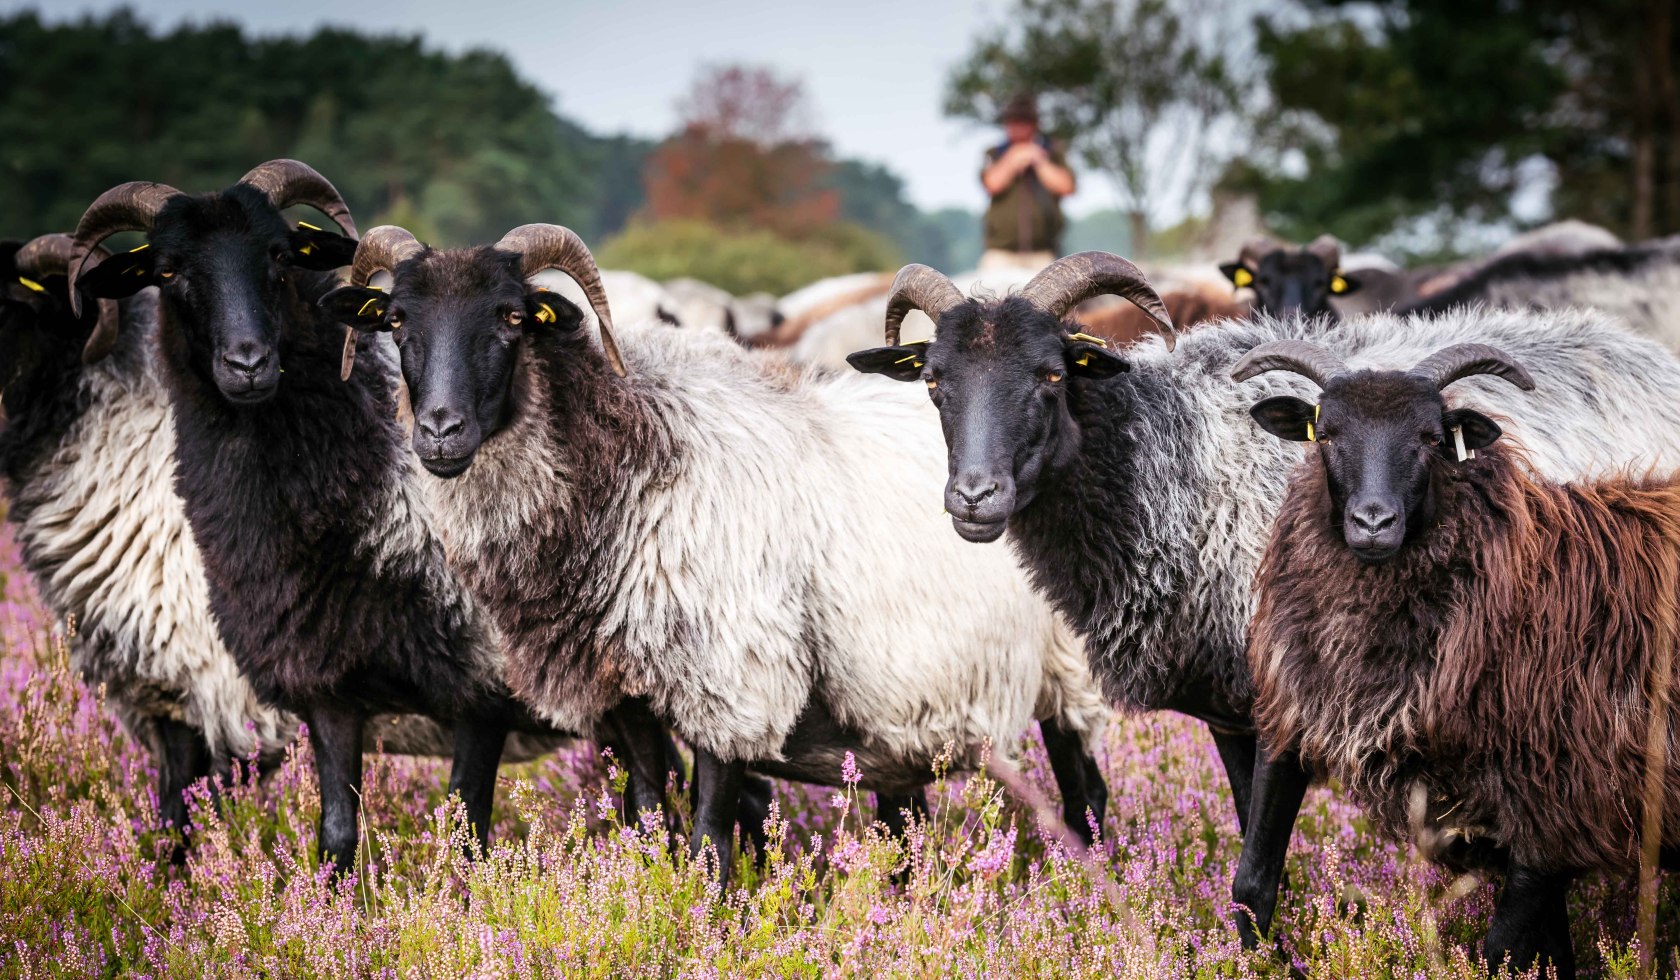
12 0 1126 217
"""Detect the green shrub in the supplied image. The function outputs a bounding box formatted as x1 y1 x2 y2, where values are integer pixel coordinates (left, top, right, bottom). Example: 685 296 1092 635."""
596 220 900 296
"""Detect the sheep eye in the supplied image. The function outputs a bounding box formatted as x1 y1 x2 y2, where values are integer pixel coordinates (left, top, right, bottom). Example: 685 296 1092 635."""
925 378 938 391
386 315 404 330
1045 370 1064 384
503 309 525 326
1424 432 1442 446
157 269 176 281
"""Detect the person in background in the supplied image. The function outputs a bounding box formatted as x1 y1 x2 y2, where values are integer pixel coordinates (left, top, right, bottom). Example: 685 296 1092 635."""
978 93 1076 274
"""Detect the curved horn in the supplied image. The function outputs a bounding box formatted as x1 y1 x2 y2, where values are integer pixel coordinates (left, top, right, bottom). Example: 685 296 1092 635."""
1409 343 1536 392
350 226 425 287
17 234 121 364
239 159 358 239
493 223 625 377
883 264 964 347
65 181 181 319
1019 251 1176 350
1305 233 1341 270
1237 235 1277 269
1230 339 1349 388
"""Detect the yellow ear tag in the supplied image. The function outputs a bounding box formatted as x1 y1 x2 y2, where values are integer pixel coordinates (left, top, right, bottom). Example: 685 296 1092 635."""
1076 353 1092 367
1307 403 1319 442
1330 272 1348 294
1232 267 1253 288
127 243 149 253
536 303 557 325
893 352 920 365
298 244 315 256
1067 332 1110 348
16 277 45 294
296 221 322 232
355 297 382 318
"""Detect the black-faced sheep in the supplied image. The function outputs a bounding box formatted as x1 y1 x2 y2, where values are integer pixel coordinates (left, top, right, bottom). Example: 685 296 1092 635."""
1238 339 1680 978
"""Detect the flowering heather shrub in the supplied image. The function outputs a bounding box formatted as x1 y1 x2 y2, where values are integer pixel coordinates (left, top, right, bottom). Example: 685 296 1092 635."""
0 524 1673 978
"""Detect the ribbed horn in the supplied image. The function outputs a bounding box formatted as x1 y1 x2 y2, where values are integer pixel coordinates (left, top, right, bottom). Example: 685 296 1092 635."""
1410 343 1536 392
1305 233 1341 270
65 181 181 319
493 223 625 377
1230 339 1349 388
17 233 121 364
239 159 358 239
1019 251 1176 350
1237 235 1277 269
883 264 964 347
350 226 425 288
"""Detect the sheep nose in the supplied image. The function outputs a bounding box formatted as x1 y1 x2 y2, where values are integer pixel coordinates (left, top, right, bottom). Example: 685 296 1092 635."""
418 409 464 442
1349 503 1398 536
222 346 269 376
952 476 999 508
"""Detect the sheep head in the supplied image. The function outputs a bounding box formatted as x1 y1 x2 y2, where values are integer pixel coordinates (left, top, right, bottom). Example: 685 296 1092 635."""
848 252 1173 543
1219 234 1360 319
1234 340 1535 562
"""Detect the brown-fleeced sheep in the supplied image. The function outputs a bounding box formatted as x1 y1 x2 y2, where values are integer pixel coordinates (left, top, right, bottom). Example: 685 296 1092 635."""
1238 339 1680 979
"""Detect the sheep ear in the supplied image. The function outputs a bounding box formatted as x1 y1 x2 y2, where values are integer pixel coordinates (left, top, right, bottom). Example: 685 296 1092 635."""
1219 261 1253 289
1329 270 1362 296
847 342 929 382
287 225 358 271
1442 408 1501 452
80 246 154 300
318 285 390 332
524 289 585 332
1067 339 1128 379
1250 395 1318 442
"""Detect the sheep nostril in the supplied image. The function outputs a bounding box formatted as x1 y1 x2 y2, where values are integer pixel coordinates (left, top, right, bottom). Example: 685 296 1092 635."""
419 412 464 442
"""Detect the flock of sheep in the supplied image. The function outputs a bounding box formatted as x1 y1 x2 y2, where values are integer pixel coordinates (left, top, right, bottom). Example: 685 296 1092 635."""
4 159 1680 978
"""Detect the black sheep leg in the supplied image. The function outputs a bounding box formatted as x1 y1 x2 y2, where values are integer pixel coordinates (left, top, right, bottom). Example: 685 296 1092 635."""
1484 864 1575 979
1232 744 1310 950
600 698 676 832
877 788 930 838
447 712 510 857
156 716 212 863
1040 718 1108 845
690 746 744 891
307 703 365 878
1209 726 1259 835
737 774 773 858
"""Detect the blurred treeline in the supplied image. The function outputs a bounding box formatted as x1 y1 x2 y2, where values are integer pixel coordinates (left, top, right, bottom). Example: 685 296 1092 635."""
0 9 978 291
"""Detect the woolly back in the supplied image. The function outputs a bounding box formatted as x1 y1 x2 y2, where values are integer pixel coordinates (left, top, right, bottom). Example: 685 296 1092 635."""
1251 442 1680 870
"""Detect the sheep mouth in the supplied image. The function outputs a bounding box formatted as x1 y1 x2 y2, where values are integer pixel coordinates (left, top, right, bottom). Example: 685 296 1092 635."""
951 516 1007 543
419 453 475 479
1349 541 1403 565
219 381 279 406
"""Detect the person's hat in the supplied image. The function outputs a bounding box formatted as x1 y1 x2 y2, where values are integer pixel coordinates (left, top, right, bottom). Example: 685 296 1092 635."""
997 92 1039 125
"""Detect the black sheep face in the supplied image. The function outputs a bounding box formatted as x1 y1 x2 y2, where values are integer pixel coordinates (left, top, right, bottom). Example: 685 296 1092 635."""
1221 249 1358 319
851 295 1128 543
1249 373 1502 562
0 255 98 423
320 247 586 477
79 184 356 405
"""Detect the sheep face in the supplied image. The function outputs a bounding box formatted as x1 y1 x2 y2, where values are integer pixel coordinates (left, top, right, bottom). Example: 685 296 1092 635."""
1249 373 1502 562
77 185 356 405
321 247 585 477
851 295 1128 543
1220 246 1358 319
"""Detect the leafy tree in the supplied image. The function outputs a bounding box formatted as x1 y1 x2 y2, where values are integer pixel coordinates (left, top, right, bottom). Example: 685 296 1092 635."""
596 219 898 296
945 0 1248 254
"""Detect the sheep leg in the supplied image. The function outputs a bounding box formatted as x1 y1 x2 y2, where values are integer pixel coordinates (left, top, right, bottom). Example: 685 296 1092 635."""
1040 718 1107 845
737 774 773 859
307 703 365 878
1232 744 1310 951
1209 726 1258 835
1484 864 1576 979
446 712 509 858
690 747 744 891
600 698 676 834
877 789 930 839
156 716 212 863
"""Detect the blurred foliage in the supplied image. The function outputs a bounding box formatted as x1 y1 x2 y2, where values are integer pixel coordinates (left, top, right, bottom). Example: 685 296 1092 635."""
0 8 615 245
1236 0 1680 257
945 0 1248 255
0 14 973 288
597 219 899 296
